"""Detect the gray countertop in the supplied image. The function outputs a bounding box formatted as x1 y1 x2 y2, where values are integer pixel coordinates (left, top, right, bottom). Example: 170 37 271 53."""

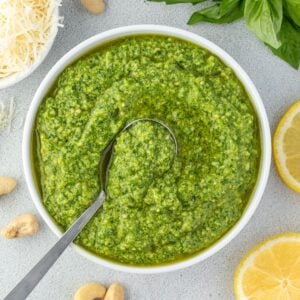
0 1 299 299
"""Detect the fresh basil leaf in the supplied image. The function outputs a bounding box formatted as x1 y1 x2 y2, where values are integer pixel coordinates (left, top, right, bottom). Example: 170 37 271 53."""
284 0 300 26
245 0 283 49
219 0 244 14
188 0 244 25
148 0 207 4
267 18 300 68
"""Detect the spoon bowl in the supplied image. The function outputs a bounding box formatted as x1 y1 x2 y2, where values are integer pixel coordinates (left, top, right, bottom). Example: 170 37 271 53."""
100 118 178 193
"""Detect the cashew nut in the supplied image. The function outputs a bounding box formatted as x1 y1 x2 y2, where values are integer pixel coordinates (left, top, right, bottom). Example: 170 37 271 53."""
0 214 39 239
74 282 107 300
104 283 124 300
80 0 106 15
0 176 17 196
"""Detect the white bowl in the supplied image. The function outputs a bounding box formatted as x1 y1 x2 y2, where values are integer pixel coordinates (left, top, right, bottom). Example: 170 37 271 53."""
23 25 271 274
0 3 59 90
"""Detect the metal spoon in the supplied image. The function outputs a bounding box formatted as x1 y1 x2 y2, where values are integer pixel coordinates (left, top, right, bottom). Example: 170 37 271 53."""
4 118 178 300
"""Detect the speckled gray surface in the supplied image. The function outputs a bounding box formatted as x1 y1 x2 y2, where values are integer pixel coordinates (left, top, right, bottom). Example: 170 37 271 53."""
0 1 300 299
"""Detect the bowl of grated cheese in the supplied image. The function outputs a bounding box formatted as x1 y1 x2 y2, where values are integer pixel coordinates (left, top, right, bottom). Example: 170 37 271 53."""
0 0 62 90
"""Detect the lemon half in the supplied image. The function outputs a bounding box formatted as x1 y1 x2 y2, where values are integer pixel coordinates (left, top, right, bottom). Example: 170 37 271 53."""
273 100 300 193
234 233 300 300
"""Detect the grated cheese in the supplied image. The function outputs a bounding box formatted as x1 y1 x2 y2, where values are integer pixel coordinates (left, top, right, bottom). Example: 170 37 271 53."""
0 0 62 80
0 97 15 133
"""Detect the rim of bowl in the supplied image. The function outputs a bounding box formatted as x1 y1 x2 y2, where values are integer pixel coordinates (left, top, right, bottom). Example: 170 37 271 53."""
22 25 271 274
0 3 59 90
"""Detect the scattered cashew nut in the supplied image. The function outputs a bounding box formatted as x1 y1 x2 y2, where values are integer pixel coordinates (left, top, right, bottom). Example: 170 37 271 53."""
104 283 124 300
0 176 17 196
74 282 107 300
0 214 39 239
80 0 106 15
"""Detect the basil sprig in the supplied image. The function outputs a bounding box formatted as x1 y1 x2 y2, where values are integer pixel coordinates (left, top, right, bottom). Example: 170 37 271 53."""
148 0 300 69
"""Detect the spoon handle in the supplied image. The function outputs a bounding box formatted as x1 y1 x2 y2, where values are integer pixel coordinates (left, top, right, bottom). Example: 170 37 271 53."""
4 190 106 300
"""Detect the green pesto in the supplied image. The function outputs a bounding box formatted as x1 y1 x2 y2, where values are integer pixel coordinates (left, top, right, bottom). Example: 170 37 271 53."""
35 35 260 265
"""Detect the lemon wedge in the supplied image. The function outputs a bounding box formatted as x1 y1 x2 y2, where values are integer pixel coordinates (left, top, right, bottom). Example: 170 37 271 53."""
273 100 300 193
234 233 300 300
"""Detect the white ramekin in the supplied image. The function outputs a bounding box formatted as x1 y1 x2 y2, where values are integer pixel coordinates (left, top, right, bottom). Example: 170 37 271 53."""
22 25 271 274
0 3 60 90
